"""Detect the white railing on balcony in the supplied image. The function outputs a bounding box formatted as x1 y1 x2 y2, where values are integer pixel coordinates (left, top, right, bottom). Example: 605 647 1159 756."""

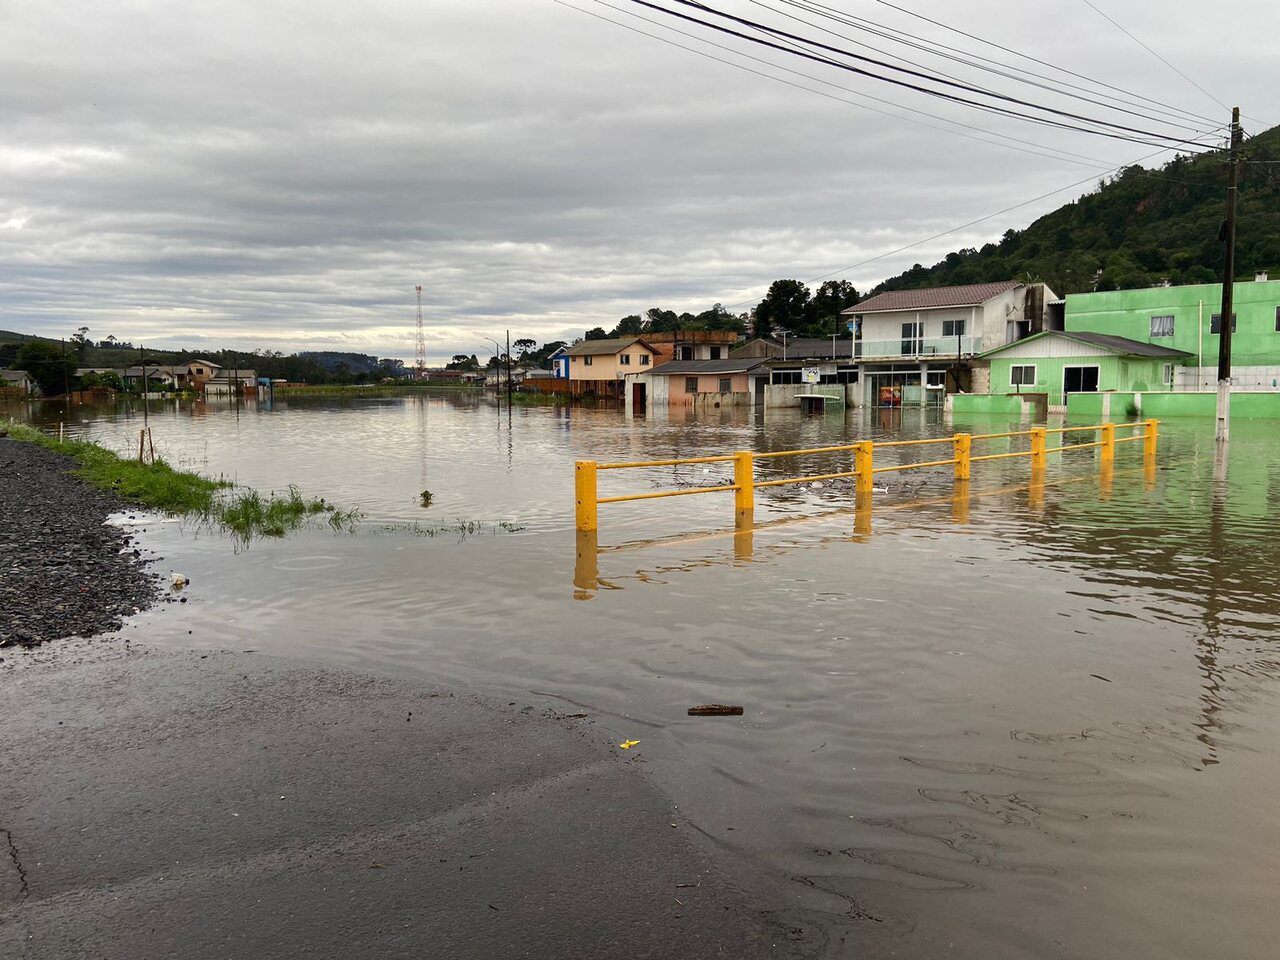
852 335 983 360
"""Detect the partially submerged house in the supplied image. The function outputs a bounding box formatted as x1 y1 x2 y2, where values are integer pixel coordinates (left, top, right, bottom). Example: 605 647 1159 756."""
565 337 661 399
977 331 1190 413
624 357 767 414
841 280 1059 406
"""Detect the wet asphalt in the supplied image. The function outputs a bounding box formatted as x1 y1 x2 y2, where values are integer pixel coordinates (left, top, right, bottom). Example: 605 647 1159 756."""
0 648 794 960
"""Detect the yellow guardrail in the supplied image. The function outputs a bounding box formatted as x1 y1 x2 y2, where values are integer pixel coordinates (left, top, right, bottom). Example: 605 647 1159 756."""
574 419 1158 533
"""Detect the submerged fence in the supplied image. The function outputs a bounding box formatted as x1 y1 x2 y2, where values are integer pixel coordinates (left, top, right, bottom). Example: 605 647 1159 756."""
575 419 1159 533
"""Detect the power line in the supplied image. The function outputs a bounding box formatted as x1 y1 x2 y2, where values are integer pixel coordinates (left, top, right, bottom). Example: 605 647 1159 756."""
559 0 1125 169
725 136 1228 309
628 0 1219 150
751 0 1215 136
1078 0 1230 113
869 0 1221 127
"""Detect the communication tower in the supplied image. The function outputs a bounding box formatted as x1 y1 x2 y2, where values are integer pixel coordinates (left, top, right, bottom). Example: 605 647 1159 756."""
415 284 426 378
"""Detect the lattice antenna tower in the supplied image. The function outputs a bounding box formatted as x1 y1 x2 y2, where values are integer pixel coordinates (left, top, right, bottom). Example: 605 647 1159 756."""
414 284 426 377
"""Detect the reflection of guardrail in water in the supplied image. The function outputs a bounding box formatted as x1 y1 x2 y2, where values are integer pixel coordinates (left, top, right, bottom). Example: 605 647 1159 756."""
574 419 1159 534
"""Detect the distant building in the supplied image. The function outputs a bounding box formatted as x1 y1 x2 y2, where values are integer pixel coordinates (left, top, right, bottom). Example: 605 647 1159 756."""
174 359 222 391
562 338 661 399
0 369 36 396
204 369 258 397
625 357 768 413
638 329 739 365
548 345 570 379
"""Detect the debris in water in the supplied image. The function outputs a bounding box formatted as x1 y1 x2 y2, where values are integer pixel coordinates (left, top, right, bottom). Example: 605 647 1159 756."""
1090 674 1112 682
687 704 744 716
420 489 433 507
171 573 189 590
619 739 640 749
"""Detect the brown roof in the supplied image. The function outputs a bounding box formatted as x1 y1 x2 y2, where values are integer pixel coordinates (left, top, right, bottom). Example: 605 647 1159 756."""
566 337 658 357
843 281 1021 315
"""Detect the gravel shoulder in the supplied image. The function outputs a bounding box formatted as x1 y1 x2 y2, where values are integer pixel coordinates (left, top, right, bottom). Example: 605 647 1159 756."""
0 437 160 648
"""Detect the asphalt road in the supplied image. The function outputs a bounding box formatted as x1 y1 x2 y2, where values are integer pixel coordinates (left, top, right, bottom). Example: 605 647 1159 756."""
1 648 793 959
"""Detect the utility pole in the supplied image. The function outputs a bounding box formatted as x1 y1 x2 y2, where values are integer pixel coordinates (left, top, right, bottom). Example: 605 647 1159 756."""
1216 107 1242 443
139 345 149 427
505 328 512 404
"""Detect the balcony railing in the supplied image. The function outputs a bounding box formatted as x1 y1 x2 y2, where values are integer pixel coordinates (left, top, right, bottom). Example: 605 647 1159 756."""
853 336 982 360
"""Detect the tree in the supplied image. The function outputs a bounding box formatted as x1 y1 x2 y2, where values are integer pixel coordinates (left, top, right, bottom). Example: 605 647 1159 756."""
584 327 609 341
643 308 678 333
513 338 537 359
809 280 860 335
15 341 77 396
71 326 91 362
446 353 480 371
612 315 643 336
80 371 124 391
753 280 811 339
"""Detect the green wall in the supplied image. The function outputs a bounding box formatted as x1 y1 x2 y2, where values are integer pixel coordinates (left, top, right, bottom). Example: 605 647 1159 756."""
989 354 1167 400
949 394 1026 415
1066 390 1280 419
1066 280 1280 367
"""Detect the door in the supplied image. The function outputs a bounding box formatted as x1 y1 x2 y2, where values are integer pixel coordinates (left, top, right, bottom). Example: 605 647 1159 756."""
632 382 646 412
754 377 765 408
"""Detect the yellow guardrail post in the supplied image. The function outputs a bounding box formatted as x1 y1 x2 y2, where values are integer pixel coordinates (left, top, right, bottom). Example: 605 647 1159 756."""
734 450 754 529
1143 418 1159 460
1100 423 1116 469
1030 427 1047 471
952 433 971 482
574 460 598 532
854 441 874 494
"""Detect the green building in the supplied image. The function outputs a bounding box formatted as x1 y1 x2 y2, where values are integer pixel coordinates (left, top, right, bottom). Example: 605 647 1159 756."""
978 330 1188 412
1065 277 1280 391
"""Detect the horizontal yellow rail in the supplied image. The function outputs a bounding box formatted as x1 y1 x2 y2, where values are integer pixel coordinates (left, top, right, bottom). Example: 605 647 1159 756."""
598 484 737 504
574 419 1160 532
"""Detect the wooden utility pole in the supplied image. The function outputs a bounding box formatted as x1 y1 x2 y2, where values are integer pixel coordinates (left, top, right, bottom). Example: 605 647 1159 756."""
1215 107 1242 443
505 329 512 404
139 345 149 426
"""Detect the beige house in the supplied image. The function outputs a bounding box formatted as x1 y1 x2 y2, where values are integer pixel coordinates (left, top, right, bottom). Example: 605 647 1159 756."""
174 358 222 390
566 338 660 381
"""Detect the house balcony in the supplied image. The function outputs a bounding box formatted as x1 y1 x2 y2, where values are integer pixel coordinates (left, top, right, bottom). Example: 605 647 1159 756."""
854 336 983 361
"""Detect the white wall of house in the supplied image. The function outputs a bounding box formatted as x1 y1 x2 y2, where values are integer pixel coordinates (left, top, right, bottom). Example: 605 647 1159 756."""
855 285 1040 354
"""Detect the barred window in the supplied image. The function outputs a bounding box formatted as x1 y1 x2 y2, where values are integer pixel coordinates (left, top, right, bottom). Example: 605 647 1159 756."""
1150 315 1175 337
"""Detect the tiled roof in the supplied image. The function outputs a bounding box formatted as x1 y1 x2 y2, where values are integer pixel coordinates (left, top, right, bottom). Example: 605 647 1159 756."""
646 358 766 375
566 337 656 356
843 281 1021 314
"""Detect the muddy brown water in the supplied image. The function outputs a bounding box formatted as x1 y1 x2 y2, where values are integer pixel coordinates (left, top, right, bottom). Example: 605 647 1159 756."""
8 394 1280 958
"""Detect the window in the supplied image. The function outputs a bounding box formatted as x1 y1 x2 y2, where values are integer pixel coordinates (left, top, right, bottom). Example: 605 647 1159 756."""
719 378 732 393
1162 363 1174 385
709 346 722 359
1150 315 1175 337
901 321 923 355
1210 313 1237 334
685 377 699 394
941 319 965 337
926 370 947 388
1010 364 1036 386
640 354 650 366
1274 305 1280 332
620 354 631 365
771 369 802 385
583 355 592 366
679 346 694 361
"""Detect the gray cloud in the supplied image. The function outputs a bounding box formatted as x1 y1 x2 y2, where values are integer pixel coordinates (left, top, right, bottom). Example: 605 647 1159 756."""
0 0 1272 362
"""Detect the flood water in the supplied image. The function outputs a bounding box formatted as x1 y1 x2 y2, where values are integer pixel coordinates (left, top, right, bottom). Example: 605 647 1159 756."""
8 393 1280 959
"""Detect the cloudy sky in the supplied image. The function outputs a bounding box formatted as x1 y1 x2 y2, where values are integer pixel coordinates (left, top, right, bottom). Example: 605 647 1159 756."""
1 0 1273 363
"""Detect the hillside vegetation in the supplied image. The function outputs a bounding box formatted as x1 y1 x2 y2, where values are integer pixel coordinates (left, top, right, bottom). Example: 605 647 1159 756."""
872 125 1280 297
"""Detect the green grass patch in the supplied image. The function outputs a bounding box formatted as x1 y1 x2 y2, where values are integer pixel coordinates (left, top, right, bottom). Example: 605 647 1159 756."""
6 423 359 544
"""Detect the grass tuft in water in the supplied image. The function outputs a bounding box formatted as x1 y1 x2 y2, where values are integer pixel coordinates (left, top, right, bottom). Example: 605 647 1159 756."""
6 423 359 543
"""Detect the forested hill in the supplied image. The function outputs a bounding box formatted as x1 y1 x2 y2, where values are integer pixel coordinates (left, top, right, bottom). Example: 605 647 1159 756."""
871 125 1280 297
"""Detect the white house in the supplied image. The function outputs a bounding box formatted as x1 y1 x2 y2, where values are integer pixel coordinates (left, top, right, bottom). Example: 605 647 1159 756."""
841 280 1059 405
